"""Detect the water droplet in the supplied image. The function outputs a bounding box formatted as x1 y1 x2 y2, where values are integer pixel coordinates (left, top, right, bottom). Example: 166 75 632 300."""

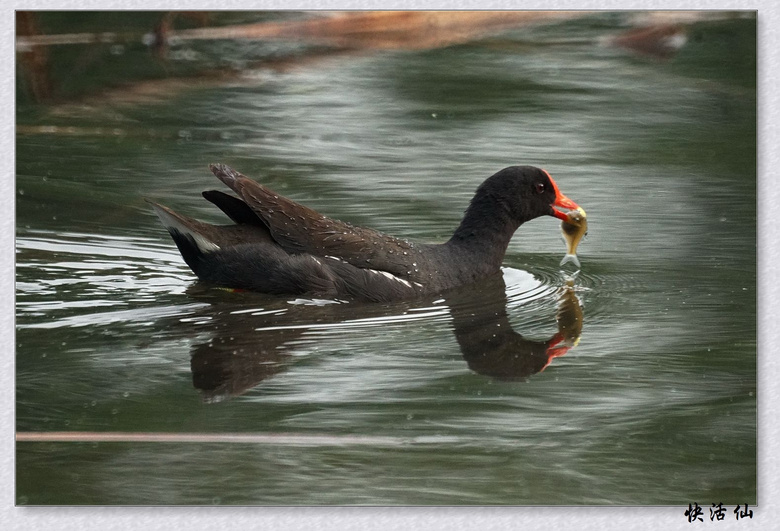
412 263 417 266
111 408 118 415
406 414 413 420
122 392 130 398
18 189 24 196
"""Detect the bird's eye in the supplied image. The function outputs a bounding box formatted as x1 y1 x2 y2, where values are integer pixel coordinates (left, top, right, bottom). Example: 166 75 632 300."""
535 182 546 194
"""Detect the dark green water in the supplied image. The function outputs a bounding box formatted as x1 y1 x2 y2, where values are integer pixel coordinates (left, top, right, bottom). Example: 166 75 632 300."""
16 12 756 505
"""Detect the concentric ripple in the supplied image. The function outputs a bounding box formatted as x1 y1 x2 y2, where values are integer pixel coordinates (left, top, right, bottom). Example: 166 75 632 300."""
17 227 590 337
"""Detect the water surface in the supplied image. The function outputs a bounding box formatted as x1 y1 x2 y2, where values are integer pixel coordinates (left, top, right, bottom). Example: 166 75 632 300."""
16 12 756 505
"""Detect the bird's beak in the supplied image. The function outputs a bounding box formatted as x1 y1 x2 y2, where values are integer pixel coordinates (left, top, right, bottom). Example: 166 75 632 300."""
544 170 579 221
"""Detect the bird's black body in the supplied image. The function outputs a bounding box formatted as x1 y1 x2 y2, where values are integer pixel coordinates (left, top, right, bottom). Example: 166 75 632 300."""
148 164 576 302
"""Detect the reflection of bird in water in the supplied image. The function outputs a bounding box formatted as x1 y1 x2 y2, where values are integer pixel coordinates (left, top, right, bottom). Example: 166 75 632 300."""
186 273 583 401
189 315 300 403
148 164 579 303
449 275 582 381
183 286 340 402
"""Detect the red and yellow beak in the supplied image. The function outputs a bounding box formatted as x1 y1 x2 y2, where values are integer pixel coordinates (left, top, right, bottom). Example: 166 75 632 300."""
543 169 579 221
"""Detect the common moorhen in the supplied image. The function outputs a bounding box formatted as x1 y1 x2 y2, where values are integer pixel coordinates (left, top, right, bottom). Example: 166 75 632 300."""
148 164 579 302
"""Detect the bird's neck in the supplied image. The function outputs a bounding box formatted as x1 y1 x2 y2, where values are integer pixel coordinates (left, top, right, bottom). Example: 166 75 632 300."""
447 198 521 268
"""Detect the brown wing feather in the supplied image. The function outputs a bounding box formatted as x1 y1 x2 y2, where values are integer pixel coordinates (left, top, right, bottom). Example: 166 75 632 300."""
209 164 421 277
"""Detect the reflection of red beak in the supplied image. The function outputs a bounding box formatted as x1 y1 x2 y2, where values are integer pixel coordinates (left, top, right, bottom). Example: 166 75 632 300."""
543 169 579 221
542 332 571 372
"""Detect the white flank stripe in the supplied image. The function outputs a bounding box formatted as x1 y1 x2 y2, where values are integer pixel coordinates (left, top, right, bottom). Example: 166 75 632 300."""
366 268 423 288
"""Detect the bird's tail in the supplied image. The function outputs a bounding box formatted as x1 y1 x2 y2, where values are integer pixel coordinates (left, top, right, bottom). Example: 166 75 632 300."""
146 199 220 272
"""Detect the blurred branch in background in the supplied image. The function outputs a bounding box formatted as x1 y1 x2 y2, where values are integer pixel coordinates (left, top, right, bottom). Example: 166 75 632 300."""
16 11 53 103
165 11 583 50
15 10 752 107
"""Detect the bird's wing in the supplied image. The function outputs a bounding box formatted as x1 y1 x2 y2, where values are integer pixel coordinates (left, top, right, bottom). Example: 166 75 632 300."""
209 164 418 277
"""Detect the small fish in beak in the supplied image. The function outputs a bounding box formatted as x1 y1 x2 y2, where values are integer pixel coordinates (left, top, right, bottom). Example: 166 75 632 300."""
560 207 587 268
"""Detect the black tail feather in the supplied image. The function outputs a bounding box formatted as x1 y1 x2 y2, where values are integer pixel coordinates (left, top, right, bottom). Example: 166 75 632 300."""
202 190 265 227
